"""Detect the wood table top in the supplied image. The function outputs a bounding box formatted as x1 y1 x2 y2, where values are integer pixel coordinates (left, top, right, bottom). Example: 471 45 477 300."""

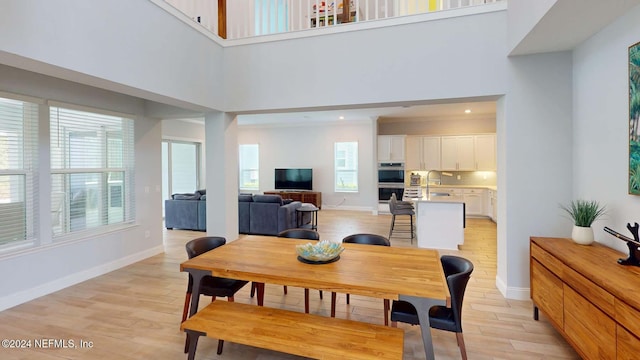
181 235 448 301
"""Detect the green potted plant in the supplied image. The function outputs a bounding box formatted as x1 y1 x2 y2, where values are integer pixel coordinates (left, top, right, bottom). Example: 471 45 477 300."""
560 199 606 245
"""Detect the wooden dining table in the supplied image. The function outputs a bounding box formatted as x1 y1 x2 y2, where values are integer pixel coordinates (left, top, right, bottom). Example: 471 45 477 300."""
180 235 449 360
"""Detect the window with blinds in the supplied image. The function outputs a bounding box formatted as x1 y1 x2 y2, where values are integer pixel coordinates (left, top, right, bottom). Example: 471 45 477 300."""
50 104 135 237
335 141 358 192
239 144 259 191
0 96 38 249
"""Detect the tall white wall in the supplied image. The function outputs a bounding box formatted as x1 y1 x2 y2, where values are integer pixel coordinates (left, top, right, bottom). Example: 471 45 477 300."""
573 5 640 253
0 0 225 112
499 51 573 298
0 65 164 310
223 9 507 112
506 0 556 53
238 121 376 210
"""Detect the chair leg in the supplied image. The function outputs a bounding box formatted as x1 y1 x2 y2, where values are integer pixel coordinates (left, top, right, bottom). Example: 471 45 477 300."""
391 321 398 328
181 292 192 323
456 332 467 360
216 339 224 355
346 293 350 304
319 290 323 299
410 215 414 242
330 292 337 317
383 299 390 326
227 296 234 302
250 282 256 298
283 285 288 295
304 288 310 313
389 214 396 238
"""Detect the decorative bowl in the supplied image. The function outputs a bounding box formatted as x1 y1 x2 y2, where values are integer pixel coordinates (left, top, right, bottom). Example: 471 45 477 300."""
295 240 344 262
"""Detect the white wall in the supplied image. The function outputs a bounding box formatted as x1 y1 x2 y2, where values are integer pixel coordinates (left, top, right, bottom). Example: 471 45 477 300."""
499 51 573 299
506 0 556 53
223 9 507 112
238 121 377 210
0 0 224 112
573 5 640 253
0 65 164 310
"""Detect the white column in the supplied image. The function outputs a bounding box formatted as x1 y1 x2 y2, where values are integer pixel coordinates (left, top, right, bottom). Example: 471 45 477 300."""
204 111 239 241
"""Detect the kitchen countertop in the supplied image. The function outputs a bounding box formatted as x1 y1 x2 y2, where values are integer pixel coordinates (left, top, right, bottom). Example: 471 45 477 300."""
414 185 497 191
406 195 465 203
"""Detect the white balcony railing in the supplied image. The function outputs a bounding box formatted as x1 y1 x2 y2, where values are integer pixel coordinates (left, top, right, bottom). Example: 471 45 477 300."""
164 0 504 40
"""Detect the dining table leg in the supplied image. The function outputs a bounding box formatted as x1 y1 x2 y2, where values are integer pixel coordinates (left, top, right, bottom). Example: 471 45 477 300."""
398 295 446 360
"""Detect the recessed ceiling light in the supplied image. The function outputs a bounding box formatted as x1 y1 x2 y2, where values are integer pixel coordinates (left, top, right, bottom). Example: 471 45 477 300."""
464 109 471 114
339 116 345 120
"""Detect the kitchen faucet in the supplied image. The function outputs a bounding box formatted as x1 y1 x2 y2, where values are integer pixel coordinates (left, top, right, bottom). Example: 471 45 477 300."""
425 170 440 198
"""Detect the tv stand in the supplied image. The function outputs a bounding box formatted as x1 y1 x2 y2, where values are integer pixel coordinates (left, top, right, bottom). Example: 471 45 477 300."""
265 191 322 209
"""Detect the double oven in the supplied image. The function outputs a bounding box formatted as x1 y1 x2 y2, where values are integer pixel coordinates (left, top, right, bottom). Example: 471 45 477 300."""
378 162 405 202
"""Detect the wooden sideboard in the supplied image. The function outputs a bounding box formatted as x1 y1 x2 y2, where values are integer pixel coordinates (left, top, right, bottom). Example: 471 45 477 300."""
530 237 640 359
264 191 322 209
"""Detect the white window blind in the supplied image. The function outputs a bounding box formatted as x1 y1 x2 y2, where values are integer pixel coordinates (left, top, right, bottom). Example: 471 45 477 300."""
335 141 358 192
0 96 38 249
239 144 259 191
50 104 135 237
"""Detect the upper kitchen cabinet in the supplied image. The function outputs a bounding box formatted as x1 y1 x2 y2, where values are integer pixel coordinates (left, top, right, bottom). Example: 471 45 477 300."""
441 136 475 170
406 136 441 170
377 135 405 162
475 134 496 170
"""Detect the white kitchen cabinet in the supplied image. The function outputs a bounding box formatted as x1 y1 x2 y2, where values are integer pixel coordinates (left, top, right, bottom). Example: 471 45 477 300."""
463 188 485 216
475 134 496 170
377 135 405 162
441 136 475 170
405 136 440 170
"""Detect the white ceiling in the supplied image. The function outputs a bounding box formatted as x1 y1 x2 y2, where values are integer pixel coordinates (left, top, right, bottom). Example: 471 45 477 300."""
237 100 497 126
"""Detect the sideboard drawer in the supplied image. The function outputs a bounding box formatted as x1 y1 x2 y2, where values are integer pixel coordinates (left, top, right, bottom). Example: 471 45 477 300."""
617 325 640 360
531 242 565 276
563 265 615 317
615 299 640 336
563 285 616 360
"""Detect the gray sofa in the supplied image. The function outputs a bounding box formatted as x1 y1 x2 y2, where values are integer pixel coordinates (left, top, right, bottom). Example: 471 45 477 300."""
166 191 308 234
239 194 309 235
164 190 207 231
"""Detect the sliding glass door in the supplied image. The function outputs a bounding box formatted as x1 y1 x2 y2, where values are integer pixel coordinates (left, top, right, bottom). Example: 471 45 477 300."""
161 140 201 216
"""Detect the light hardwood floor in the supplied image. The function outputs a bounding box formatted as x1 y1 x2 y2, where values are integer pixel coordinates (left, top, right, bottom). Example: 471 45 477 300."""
0 210 579 359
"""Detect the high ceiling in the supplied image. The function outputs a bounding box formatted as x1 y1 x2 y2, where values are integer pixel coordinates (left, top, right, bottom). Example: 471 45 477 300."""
237 100 497 126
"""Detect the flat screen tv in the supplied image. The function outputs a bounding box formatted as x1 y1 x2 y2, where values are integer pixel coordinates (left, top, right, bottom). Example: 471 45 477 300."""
274 168 313 191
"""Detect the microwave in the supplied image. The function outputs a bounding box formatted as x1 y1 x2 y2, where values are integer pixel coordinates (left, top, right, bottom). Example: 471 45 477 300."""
378 163 405 184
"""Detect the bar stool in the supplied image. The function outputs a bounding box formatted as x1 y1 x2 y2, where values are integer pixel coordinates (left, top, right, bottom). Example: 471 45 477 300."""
388 193 415 242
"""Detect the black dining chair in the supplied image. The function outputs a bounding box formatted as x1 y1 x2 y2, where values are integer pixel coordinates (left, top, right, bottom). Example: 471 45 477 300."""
330 233 392 326
390 255 474 360
182 236 256 355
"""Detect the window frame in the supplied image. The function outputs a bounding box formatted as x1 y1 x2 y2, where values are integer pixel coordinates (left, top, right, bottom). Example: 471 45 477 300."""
239 143 260 191
334 141 358 193
49 102 135 240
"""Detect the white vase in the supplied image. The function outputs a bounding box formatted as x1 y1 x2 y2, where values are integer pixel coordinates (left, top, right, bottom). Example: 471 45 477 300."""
571 225 594 245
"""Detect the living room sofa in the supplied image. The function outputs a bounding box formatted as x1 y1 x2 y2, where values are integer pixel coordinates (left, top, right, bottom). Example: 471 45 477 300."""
239 194 309 235
165 190 206 231
166 191 308 234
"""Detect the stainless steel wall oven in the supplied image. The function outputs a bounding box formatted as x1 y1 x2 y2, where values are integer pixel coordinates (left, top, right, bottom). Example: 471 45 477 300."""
378 163 405 202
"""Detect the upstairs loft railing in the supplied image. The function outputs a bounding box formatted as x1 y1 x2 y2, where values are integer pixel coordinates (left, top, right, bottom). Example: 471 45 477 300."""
164 0 505 40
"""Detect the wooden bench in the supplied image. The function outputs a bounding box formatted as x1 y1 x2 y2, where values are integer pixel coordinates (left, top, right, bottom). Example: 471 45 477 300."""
181 301 404 360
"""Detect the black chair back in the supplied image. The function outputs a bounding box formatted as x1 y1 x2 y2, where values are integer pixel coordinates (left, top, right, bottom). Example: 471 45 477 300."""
278 229 320 240
342 233 390 246
441 255 474 332
186 236 226 259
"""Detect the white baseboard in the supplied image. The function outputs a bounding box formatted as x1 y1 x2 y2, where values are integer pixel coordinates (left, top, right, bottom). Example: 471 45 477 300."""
496 275 530 300
0 245 164 312
321 205 373 212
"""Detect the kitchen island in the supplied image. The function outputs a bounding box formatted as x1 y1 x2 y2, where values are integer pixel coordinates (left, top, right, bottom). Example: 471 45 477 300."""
409 195 466 250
